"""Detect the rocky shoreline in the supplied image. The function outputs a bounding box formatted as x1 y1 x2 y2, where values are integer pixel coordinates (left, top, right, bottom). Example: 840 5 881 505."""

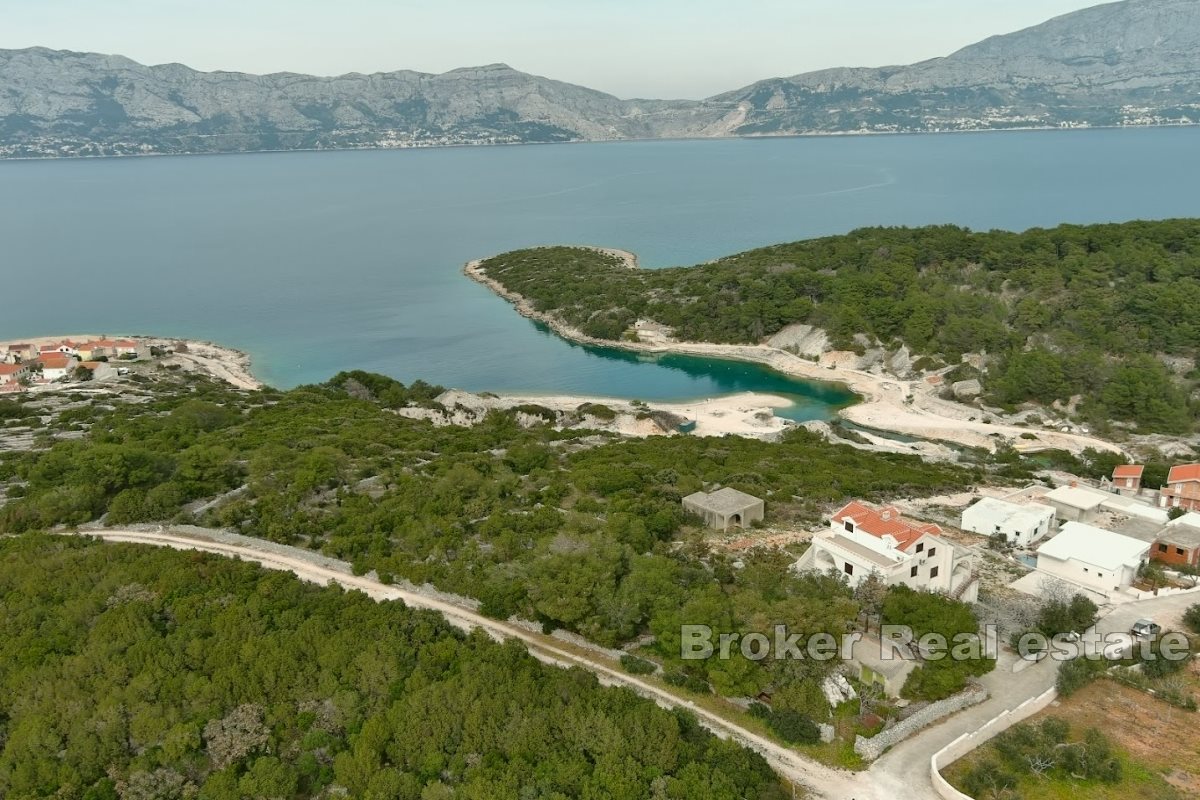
465 249 1127 457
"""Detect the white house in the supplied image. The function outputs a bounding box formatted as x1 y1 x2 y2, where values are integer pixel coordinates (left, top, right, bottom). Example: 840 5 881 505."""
1035 522 1150 596
961 497 1055 548
795 501 979 602
1044 485 1107 523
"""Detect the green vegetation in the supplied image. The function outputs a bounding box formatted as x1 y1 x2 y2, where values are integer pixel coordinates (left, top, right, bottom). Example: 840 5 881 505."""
1185 604 1200 635
0 535 786 799
956 719 1123 799
481 221 1200 431
881 585 995 701
0 373 982 720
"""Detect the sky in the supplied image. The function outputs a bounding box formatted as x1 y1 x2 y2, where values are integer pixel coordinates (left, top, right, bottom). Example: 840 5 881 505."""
4 0 1105 98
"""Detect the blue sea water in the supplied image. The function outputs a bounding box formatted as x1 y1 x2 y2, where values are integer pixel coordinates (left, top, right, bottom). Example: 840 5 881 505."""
1 127 1198 420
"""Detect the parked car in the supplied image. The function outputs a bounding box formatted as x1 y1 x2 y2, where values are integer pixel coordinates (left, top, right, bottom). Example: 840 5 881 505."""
1130 618 1161 639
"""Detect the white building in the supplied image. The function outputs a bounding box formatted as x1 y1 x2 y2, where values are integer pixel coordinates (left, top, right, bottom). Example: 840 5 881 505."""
1035 521 1150 596
795 501 979 602
1044 485 1107 523
961 497 1055 548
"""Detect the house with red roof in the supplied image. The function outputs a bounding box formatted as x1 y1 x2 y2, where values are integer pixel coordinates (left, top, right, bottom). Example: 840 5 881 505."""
36 352 75 382
1110 464 1144 495
0 362 31 386
794 500 979 602
1160 464 1200 513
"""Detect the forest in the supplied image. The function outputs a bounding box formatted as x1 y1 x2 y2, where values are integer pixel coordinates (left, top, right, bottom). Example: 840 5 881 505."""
0 535 787 799
479 220 1200 433
0 372 990 728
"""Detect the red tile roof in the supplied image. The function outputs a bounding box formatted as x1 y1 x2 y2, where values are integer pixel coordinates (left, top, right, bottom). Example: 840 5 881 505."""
1168 465 1200 484
38 353 72 369
832 500 941 551
1112 465 1144 480
0 364 24 376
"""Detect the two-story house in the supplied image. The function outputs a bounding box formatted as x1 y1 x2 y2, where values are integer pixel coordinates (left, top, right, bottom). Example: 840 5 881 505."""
1160 464 1200 513
795 500 979 602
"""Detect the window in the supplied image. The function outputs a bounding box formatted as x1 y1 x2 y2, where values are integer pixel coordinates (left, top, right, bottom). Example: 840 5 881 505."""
928 547 937 558
1178 547 1187 556
916 543 924 553
910 565 918 578
844 563 854 576
1159 544 1169 552
929 566 939 579
844 520 854 532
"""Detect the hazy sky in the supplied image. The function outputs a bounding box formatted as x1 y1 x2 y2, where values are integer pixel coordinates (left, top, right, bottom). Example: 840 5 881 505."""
5 0 1103 98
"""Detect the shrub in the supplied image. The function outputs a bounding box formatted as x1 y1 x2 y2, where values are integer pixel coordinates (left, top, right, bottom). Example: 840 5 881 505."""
1184 604 1200 635
1056 656 1107 697
767 710 820 744
619 654 656 675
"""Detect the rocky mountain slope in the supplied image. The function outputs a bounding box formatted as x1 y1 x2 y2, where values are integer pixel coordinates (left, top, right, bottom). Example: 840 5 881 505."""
1 0 1197 157
717 0 1200 134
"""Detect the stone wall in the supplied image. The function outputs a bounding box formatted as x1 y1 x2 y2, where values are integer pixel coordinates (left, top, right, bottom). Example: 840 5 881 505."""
853 685 989 761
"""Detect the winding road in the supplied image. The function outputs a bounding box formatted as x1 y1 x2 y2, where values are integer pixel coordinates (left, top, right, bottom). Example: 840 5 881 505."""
71 528 1197 800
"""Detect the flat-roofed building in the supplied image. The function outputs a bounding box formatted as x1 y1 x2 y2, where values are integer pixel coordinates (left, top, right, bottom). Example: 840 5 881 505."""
682 487 764 532
961 497 1055 548
1035 521 1150 595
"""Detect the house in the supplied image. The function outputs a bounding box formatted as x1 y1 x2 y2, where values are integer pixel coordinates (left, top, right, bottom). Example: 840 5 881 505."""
1160 464 1200 513
77 361 118 382
1044 485 1107 523
5 343 36 363
1151 512 1200 570
682 488 764 532
794 500 979 602
847 634 918 698
0 363 31 386
1035 522 1150 596
960 497 1055 548
1110 464 1145 495
37 352 75 381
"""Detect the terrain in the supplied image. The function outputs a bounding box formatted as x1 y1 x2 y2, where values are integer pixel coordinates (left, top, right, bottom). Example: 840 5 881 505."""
471 221 1200 448
2 0 1198 158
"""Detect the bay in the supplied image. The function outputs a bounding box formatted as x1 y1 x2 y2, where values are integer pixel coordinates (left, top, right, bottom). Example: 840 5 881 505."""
1 127 1197 421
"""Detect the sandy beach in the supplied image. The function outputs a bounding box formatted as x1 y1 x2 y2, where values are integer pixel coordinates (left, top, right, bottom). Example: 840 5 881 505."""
466 251 1127 456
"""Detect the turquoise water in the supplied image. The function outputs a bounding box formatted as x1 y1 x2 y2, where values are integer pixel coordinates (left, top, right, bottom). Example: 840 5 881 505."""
1 127 1198 420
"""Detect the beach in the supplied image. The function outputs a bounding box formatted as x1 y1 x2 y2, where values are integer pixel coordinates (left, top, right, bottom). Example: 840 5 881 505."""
466 251 1127 456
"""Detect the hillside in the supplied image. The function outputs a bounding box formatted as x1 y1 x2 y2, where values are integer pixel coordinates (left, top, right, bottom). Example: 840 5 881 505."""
476 220 1200 434
717 0 1200 134
2 0 1198 157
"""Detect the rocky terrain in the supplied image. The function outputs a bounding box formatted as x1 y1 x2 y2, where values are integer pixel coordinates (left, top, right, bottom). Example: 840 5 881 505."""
1 0 1197 157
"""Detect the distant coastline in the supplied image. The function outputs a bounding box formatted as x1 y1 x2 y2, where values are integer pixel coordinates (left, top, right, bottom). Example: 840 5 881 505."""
2 121 1197 164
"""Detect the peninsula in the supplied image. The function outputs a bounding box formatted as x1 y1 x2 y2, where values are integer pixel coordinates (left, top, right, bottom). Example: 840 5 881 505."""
467 220 1200 458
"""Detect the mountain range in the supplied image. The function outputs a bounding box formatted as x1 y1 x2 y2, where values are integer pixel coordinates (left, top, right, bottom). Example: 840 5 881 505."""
1 0 1198 158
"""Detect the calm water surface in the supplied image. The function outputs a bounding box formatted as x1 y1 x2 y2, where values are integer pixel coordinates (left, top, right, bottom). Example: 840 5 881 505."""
1 127 1198 420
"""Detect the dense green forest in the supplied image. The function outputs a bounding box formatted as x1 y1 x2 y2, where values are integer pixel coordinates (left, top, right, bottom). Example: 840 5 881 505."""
0 535 787 799
479 220 1200 432
0 373 986 715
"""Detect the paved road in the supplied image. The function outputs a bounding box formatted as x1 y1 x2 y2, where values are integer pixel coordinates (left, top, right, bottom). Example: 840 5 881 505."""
72 529 1198 800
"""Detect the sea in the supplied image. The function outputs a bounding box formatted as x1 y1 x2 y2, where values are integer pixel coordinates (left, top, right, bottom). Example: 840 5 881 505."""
2 126 1198 421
